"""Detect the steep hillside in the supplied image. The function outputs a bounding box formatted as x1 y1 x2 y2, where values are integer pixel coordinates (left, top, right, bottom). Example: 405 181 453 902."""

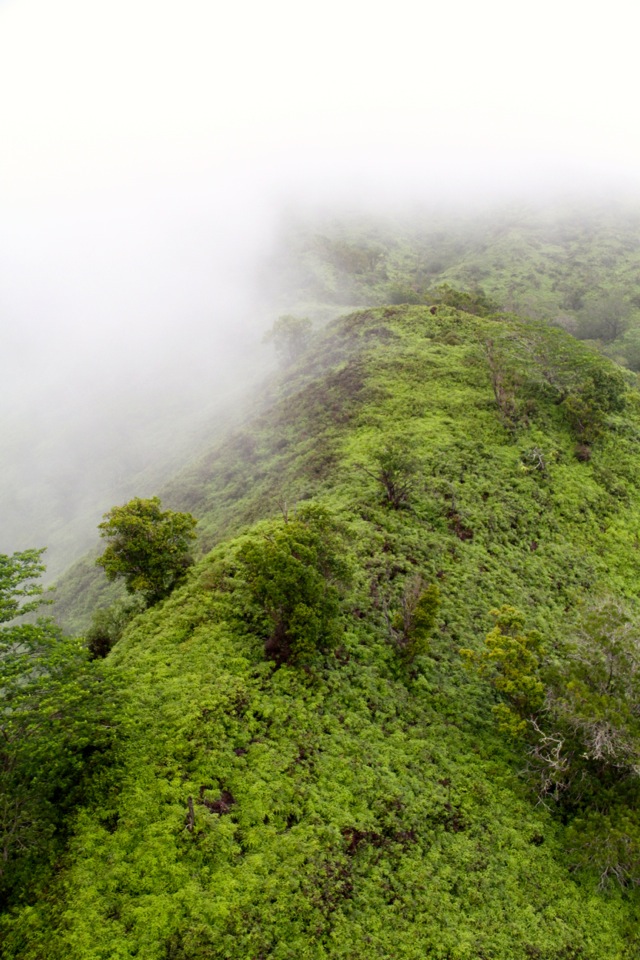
15 199 640 590
7 304 640 957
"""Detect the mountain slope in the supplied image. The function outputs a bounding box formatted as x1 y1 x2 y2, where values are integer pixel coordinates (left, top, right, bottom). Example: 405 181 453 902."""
269 199 640 367
7 304 640 958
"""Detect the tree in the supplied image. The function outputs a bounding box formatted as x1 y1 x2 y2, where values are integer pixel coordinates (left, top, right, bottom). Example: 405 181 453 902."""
96 497 197 606
0 551 116 903
0 548 47 622
263 315 313 364
362 440 418 509
562 364 627 444
461 605 546 736
237 505 349 665
391 577 440 661
462 599 640 887
576 293 632 343
547 598 640 775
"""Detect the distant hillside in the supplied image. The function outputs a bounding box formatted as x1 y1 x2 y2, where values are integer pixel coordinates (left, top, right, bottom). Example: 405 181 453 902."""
9 303 640 958
267 198 640 369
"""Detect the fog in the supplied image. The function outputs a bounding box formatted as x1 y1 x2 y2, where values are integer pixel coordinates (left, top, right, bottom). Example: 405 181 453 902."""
2 0 640 578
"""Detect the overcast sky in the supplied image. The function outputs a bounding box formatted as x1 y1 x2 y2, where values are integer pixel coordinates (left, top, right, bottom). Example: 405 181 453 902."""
2 0 639 205
1 0 640 569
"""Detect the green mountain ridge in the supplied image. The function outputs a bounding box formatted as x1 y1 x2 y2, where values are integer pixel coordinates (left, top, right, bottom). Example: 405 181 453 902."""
6 301 640 956
269 200 640 367
9 198 640 591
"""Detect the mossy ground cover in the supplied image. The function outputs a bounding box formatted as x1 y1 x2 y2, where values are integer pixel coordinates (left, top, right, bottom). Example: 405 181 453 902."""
10 305 640 957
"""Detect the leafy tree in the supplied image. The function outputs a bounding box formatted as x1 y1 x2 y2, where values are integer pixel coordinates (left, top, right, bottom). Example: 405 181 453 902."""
96 497 197 606
546 598 640 776
464 600 640 886
562 364 627 444
576 293 632 343
392 577 440 661
0 548 47 622
363 440 418 509
461 605 546 736
263 314 313 364
0 552 116 905
236 505 349 665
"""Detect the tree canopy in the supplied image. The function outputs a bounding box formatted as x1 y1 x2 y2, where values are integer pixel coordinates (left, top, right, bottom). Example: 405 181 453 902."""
263 314 312 363
0 551 116 906
96 496 197 606
0 548 46 622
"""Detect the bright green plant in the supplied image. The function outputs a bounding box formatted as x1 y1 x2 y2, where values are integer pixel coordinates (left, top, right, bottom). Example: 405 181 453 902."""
0 552 116 905
461 605 546 735
96 496 197 606
363 440 418 509
0 548 47 622
236 505 349 665
392 577 440 661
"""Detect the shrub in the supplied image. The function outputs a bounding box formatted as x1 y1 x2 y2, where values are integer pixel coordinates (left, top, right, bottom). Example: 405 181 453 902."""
263 315 313 364
236 505 349 665
461 605 545 736
392 578 440 661
363 440 418 509
85 596 145 658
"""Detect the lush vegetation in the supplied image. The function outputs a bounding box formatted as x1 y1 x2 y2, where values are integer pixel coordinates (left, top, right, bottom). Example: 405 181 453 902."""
269 199 640 371
96 497 197 607
0 552 117 912
6 299 640 956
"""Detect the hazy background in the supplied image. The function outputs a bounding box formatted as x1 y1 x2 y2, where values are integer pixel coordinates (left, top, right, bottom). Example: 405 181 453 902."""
2 0 640 577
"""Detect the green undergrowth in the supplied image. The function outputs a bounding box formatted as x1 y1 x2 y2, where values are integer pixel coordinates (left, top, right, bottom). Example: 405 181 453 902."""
15 304 640 956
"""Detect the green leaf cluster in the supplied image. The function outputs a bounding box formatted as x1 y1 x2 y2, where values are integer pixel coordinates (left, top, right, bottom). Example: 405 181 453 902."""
0 554 118 909
236 505 349 664
96 497 197 606
0 549 46 622
461 605 546 735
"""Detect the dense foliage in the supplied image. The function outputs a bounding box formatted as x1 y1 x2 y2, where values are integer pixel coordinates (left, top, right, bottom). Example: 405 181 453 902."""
0 553 117 911
269 201 640 371
96 497 197 606
7 302 640 956
0 549 46 622
235 505 349 665
263 314 313 363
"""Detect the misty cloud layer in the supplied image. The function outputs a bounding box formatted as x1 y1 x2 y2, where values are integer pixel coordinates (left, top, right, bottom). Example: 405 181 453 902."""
2 0 640 577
